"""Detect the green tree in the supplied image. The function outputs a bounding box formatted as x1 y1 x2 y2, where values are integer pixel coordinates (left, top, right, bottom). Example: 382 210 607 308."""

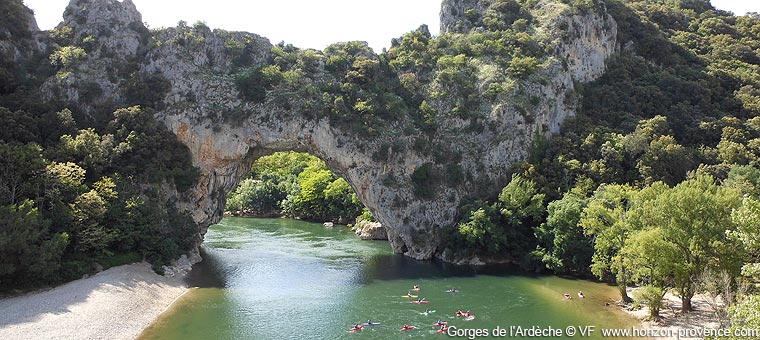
70 189 114 254
534 187 592 274
638 175 743 312
580 183 640 303
0 200 68 286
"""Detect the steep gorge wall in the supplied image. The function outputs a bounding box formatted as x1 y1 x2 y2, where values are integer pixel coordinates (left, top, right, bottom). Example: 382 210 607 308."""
36 0 617 261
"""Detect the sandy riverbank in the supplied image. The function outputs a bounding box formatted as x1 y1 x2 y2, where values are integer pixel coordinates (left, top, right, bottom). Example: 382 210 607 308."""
0 263 188 340
623 287 720 339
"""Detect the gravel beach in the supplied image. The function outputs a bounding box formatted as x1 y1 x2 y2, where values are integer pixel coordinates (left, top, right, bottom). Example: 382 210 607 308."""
0 263 188 340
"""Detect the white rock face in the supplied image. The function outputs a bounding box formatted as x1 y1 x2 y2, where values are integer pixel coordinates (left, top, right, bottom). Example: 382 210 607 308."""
38 0 617 261
354 220 388 241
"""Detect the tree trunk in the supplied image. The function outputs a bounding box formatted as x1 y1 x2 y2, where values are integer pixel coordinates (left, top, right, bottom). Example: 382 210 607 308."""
620 267 633 303
681 295 693 312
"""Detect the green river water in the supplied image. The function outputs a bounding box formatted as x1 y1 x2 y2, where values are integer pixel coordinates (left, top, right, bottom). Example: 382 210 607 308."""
138 217 640 340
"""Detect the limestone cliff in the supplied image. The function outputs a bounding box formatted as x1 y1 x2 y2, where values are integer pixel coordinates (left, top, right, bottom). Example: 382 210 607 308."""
37 0 617 261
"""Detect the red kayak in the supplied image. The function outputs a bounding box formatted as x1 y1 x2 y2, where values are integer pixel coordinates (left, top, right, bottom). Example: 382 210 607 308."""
349 325 364 332
401 325 416 332
411 300 429 304
437 327 449 333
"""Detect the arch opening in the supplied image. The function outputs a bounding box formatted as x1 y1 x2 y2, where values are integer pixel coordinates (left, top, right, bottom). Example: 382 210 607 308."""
223 151 383 239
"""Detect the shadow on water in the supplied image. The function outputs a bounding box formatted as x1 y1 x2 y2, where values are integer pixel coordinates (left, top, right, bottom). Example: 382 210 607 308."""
186 240 543 289
183 247 227 288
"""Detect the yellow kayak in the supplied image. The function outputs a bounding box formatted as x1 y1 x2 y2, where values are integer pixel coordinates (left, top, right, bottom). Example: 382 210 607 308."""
401 295 419 298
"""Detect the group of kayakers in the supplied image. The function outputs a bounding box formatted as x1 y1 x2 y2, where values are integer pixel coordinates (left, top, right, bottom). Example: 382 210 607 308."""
349 283 473 333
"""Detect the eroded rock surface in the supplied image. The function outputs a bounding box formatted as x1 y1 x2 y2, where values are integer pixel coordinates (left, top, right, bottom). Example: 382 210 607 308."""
38 0 618 260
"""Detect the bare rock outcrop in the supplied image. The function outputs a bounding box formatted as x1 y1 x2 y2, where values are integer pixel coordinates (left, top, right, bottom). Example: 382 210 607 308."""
36 0 618 261
354 220 388 241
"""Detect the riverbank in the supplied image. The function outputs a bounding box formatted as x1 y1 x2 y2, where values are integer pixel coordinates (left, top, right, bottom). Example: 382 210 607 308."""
0 263 188 340
623 287 720 339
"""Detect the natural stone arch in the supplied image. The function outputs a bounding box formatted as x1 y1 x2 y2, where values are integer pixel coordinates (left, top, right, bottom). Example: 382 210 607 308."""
42 0 618 261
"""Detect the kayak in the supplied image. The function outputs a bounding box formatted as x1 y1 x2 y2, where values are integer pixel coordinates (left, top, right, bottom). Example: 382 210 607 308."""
437 327 449 333
432 321 448 326
411 300 429 304
362 322 381 326
445 290 459 293
402 295 419 298
349 325 364 332
420 310 436 315
412 288 420 291
464 315 475 320
400 326 416 332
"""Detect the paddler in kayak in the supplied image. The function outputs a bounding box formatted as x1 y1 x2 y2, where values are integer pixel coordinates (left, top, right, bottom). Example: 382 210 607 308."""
407 290 414 297
413 284 420 290
434 319 445 326
416 297 425 303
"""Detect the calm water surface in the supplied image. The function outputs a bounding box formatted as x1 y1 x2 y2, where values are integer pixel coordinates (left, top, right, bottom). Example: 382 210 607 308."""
138 217 639 339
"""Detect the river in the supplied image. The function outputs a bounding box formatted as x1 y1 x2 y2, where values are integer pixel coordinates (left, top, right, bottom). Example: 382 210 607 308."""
137 217 640 339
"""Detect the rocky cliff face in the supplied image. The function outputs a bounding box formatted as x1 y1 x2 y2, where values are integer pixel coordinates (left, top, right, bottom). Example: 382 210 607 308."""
37 0 617 261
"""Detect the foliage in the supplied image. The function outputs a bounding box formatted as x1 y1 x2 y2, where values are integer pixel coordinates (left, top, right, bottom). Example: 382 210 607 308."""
0 104 199 289
533 185 592 275
633 285 666 320
449 174 545 265
49 46 87 68
226 152 365 225
411 162 437 199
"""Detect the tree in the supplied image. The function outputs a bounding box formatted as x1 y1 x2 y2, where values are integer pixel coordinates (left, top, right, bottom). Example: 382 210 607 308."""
533 187 592 274
730 196 760 279
498 174 545 225
457 205 501 253
0 200 68 285
70 190 114 254
633 285 666 320
622 227 679 318
580 183 640 303
638 175 743 312
0 143 46 206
